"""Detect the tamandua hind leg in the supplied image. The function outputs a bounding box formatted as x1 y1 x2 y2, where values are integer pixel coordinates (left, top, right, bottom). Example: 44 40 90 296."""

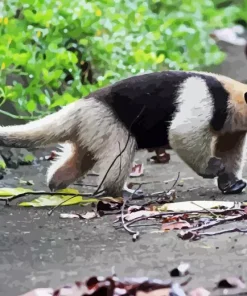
96 136 137 197
214 131 247 194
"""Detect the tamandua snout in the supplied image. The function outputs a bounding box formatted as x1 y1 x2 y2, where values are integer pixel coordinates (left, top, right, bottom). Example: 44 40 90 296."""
0 70 247 196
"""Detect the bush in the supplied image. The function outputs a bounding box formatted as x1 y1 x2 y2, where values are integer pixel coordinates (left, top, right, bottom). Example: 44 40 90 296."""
0 0 241 119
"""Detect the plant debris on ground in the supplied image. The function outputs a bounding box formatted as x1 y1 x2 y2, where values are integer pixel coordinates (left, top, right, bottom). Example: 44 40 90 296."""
20 271 247 296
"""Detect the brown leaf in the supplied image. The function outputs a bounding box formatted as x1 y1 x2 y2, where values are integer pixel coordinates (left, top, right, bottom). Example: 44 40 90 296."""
162 220 191 231
101 196 123 203
188 287 210 296
170 263 190 277
97 200 122 211
123 210 160 221
80 211 97 220
20 288 54 296
136 288 170 296
217 277 246 289
59 212 98 220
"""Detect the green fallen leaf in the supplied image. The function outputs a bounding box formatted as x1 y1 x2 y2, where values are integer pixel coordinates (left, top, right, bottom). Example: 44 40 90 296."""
18 188 98 207
23 153 35 163
0 156 6 169
0 187 33 199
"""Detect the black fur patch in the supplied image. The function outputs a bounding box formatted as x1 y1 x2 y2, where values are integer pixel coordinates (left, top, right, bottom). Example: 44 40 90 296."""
204 76 229 132
245 92 247 104
97 71 229 149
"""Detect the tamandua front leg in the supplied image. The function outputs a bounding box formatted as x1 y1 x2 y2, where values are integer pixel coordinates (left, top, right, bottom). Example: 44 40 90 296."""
214 131 247 194
168 76 224 180
168 121 224 180
168 76 246 194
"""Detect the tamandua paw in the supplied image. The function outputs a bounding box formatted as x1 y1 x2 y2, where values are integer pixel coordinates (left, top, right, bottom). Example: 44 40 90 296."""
220 180 246 195
199 157 225 179
217 172 246 194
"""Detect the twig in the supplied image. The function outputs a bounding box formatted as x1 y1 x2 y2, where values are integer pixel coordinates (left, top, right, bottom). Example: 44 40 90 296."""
121 184 143 241
73 183 98 188
47 189 106 216
1 190 93 205
191 201 218 218
114 208 245 229
141 172 180 207
93 106 145 196
188 213 246 232
168 172 180 192
114 141 122 184
114 222 161 230
199 227 247 237
47 194 79 216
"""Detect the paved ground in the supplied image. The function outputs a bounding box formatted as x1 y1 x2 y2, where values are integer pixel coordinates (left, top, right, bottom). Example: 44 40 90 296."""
1 149 247 296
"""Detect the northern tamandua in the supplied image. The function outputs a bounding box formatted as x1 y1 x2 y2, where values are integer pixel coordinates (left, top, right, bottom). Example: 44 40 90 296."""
0 70 247 196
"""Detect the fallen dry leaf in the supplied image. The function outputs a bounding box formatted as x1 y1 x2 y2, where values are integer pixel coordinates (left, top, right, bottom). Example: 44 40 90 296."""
60 213 81 219
136 288 170 296
162 220 191 231
19 274 190 296
80 211 97 220
20 288 54 296
101 196 123 203
97 200 122 211
158 201 241 212
60 211 97 220
170 263 190 277
130 162 144 177
188 287 210 296
122 210 160 221
128 205 144 214
217 277 246 289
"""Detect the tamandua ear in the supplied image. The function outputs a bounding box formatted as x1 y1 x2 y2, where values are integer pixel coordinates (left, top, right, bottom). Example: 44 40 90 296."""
245 92 247 104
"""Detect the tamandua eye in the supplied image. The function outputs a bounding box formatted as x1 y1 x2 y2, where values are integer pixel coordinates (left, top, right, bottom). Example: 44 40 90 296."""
245 92 247 104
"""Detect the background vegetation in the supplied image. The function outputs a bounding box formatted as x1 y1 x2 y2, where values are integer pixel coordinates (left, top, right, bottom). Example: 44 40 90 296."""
0 0 246 119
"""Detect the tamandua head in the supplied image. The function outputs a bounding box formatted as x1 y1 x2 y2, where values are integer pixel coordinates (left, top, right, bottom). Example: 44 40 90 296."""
46 143 82 192
214 74 247 132
47 162 81 192
228 89 247 131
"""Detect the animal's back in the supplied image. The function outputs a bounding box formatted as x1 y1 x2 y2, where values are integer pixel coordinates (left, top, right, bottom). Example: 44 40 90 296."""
99 70 229 149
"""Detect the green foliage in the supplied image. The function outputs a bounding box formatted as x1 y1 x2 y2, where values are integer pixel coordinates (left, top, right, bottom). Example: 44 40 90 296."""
0 0 241 118
236 0 247 24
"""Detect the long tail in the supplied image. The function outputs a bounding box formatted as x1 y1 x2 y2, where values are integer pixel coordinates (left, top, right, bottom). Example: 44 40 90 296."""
0 101 79 148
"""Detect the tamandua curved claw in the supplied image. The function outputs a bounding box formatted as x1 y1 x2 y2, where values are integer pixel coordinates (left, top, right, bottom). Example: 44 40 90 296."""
220 179 247 195
217 172 246 194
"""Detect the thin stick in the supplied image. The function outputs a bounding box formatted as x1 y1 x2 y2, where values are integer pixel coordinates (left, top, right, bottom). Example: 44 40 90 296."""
93 106 145 195
199 227 247 237
73 183 98 188
191 201 218 218
47 194 79 216
115 208 245 229
114 141 122 184
141 172 180 207
121 184 143 241
168 172 180 192
188 213 246 232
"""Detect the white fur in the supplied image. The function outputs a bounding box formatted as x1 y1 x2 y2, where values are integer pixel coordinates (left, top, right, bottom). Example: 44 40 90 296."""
0 101 79 147
47 97 137 194
46 142 75 185
168 76 216 176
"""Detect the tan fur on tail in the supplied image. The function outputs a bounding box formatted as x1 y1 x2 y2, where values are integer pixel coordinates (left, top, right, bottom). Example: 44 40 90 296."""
0 97 136 196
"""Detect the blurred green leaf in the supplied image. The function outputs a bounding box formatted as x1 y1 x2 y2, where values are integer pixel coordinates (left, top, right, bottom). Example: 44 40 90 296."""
0 0 243 119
